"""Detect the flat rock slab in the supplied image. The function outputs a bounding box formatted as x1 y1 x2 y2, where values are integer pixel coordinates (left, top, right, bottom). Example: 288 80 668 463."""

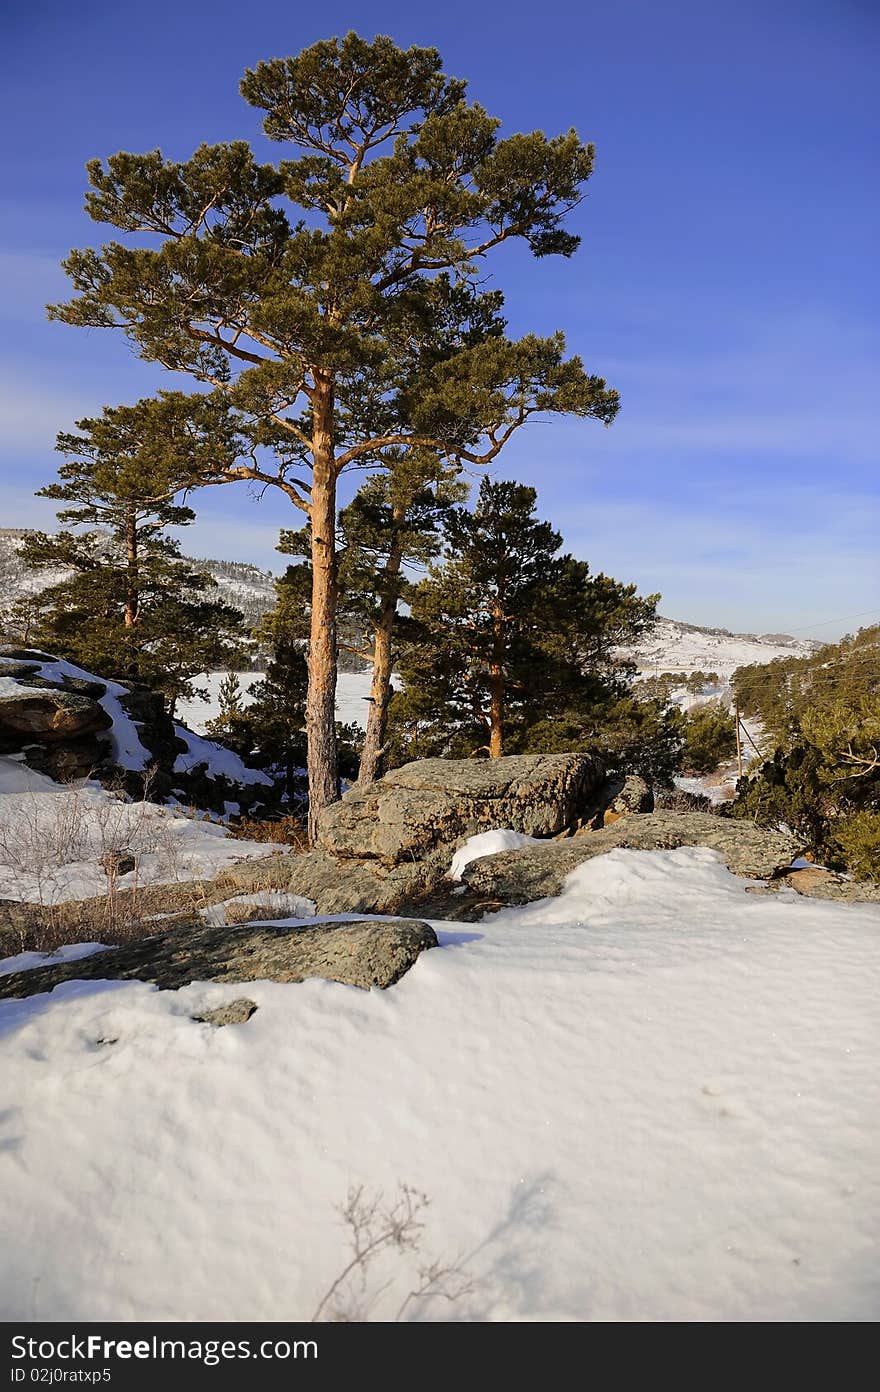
0 917 438 1000
318 753 605 866
460 810 803 904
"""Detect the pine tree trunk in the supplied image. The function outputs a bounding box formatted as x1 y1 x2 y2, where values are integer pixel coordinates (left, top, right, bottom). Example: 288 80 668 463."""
357 529 405 785
305 376 339 844
489 603 504 758
124 506 139 681
124 508 139 628
489 664 504 758
358 606 394 784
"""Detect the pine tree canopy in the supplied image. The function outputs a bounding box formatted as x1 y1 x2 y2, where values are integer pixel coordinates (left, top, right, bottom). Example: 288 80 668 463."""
47 31 621 832
48 31 618 490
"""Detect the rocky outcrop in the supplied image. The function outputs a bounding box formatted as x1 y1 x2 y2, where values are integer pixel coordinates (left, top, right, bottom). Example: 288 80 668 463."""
0 916 438 1000
778 866 880 903
282 850 439 916
603 773 655 819
319 754 605 866
0 648 274 815
290 754 608 913
0 668 116 780
457 811 803 907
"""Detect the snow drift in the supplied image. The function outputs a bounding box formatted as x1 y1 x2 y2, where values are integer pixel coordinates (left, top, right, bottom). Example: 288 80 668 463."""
1 845 877 1321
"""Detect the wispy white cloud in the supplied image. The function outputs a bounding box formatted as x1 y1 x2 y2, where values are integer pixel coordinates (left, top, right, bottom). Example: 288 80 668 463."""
557 486 879 635
0 380 86 455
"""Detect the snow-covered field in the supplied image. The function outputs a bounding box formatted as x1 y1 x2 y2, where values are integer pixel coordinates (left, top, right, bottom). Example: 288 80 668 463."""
1 844 878 1322
178 669 383 733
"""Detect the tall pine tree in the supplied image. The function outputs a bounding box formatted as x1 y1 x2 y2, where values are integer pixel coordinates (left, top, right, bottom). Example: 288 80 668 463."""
49 32 619 838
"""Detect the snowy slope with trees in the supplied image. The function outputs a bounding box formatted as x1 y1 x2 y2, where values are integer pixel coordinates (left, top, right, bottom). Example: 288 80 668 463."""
1 844 877 1321
0 19 874 1336
0 529 276 632
625 616 820 676
1 530 819 692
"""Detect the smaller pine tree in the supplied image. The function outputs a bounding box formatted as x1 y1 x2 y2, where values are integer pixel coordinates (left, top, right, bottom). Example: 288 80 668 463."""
24 396 251 709
680 701 737 774
217 671 243 718
336 454 467 781
389 477 661 770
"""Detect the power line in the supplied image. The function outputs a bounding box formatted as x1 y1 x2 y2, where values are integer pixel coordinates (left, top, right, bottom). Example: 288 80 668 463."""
783 608 880 634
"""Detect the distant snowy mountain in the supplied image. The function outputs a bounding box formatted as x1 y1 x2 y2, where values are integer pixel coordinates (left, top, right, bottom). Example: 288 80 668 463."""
188 556 277 627
622 615 821 676
0 529 69 598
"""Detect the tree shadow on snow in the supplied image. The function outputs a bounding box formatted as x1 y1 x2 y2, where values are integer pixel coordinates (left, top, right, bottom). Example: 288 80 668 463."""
420 1171 563 1321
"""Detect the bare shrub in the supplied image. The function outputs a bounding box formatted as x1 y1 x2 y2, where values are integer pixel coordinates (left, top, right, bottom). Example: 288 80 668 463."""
0 768 227 955
312 1184 473 1323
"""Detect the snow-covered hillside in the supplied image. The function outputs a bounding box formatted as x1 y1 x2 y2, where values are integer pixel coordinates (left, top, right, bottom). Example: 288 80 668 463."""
188 556 276 627
0 529 69 597
1 844 877 1321
625 616 819 677
3 530 821 684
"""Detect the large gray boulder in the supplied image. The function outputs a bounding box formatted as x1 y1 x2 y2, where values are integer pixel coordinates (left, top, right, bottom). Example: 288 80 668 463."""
318 754 605 867
459 810 803 905
0 916 438 1000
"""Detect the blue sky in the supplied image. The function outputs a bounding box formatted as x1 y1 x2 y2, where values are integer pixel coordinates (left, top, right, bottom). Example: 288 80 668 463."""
1 0 877 636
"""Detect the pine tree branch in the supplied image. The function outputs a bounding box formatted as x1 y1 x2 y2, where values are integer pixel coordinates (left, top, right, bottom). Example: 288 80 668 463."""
198 463 311 513
333 413 533 472
185 325 267 366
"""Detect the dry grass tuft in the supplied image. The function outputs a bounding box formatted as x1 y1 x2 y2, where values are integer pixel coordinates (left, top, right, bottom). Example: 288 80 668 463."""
230 814 309 848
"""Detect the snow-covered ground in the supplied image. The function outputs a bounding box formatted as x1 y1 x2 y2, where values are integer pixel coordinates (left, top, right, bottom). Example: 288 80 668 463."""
178 669 384 733
1 844 878 1322
0 756 278 904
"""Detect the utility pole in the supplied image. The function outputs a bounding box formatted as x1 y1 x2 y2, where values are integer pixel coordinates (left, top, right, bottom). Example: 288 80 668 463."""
734 705 743 780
